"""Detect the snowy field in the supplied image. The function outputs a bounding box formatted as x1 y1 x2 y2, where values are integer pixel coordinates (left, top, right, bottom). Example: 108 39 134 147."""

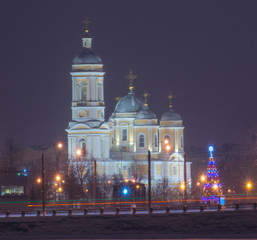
0 210 257 239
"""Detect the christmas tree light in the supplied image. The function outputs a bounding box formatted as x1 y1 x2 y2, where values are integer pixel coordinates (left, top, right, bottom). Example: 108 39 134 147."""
202 146 223 202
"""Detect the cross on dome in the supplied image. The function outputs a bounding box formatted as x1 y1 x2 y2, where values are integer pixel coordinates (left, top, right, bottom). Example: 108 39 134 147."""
143 90 150 107
83 18 90 33
125 70 137 92
168 92 173 109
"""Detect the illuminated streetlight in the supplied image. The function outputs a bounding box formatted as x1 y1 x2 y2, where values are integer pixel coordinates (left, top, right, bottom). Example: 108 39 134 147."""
37 178 41 183
56 175 61 182
58 187 62 192
57 143 63 149
196 182 200 186
246 182 252 190
201 175 206 182
180 183 185 190
136 185 140 189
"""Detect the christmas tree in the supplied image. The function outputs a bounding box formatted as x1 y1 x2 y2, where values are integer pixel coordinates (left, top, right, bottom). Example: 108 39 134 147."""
202 146 223 203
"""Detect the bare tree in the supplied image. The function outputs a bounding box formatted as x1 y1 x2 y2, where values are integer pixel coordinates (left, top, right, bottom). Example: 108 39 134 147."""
5 138 16 168
131 161 146 182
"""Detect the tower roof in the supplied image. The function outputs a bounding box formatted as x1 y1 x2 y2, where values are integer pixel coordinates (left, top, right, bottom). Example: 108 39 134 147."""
160 108 182 121
73 49 102 64
135 106 156 119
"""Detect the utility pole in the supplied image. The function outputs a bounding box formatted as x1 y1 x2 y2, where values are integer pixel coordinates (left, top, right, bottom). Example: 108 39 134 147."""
148 150 151 209
42 153 46 216
94 159 96 205
184 153 187 205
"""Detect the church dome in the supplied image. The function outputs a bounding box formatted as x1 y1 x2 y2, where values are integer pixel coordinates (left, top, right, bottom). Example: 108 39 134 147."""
114 92 144 113
136 107 156 119
73 49 102 64
160 109 182 121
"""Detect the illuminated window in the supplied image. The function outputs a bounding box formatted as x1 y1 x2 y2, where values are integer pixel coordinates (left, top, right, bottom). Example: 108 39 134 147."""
139 134 145 148
122 129 127 141
1 186 24 196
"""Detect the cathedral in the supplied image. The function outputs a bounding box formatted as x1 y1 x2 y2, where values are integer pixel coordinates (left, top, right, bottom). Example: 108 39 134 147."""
66 26 191 188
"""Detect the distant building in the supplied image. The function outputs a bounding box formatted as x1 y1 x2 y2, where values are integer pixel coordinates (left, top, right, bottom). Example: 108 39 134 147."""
66 27 191 188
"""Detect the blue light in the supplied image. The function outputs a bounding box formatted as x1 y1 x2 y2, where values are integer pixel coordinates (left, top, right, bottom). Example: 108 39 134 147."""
123 188 128 195
23 169 27 172
208 146 214 158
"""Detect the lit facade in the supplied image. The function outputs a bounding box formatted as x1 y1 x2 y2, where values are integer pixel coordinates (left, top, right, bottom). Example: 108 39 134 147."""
66 29 191 188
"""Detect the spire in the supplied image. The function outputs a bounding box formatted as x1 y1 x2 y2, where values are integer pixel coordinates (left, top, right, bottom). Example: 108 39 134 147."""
168 92 173 109
125 70 137 93
82 18 92 49
143 90 150 107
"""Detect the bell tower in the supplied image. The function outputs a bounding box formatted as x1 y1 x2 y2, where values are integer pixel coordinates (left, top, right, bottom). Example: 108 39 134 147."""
66 23 110 160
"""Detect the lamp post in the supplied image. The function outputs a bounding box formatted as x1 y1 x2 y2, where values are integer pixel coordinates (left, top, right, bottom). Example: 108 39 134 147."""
246 181 252 199
148 140 171 209
41 153 46 216
56 142 63 173
55 174 61 201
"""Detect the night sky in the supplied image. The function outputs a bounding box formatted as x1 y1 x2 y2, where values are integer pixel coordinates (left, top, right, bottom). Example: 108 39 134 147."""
0 1 256 149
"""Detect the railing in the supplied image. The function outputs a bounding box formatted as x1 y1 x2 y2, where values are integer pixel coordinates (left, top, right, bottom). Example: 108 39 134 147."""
1 202 257 218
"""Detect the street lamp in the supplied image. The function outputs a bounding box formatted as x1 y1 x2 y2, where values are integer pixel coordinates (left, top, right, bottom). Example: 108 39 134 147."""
55 174 61 201
56 142 63 173
148 139 171 209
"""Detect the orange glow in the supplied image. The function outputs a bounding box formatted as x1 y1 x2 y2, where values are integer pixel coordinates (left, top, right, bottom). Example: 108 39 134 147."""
136 185 140 189
76 149 82 156
108 180 111 184
180 183 185 190
56 175 61 182
201 175 206 182
57 143 63 149
213 184 218 190
132 179 136 183
37 178 41 183
246 182 252 189
125 179 129 182
164 139 169 144
165 145 171 151
58 187 62 192
196 182 200 186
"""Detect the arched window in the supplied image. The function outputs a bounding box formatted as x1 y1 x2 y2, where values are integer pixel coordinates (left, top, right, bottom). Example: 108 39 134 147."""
164 135 170 144
154 133 158 148
97 82 103 101
79 139 86 156
139 134 145 148
122 128 128 141
80 85 87 101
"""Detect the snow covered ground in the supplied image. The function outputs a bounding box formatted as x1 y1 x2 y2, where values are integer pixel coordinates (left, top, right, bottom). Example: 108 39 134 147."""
0 210 256 239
